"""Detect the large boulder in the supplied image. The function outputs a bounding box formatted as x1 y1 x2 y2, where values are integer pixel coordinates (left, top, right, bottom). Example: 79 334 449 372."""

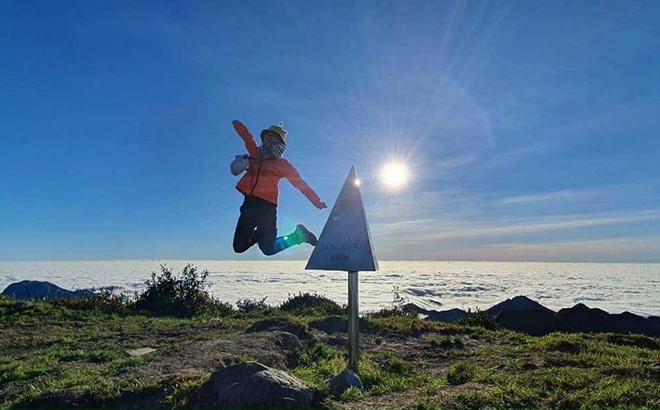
496 309 574 336
197 362 316 408
487 296 554 316
2 280 93 301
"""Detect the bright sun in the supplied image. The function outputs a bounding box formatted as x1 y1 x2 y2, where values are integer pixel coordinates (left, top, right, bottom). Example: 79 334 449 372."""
380 162 409 189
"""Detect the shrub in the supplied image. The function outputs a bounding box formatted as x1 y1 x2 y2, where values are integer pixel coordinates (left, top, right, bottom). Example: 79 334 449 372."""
135 264 229 317
211 300 235 317
456 308 500 330
366 305 417 319
279 292 343 316
236 297 274 314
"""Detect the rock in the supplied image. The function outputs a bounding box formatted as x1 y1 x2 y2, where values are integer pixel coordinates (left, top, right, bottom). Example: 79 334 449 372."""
402 304 467 323
327 369 363 397
426 308 467 323
197 362 316 408
274 332 303 368
487 296 554 316
558 304 660 336
496 309 574 336
127 347 157 357
309 316 348 333
612 312 660 337
648 316 660 334
275 332 303 352
558 304 616 333
246 318 311 340
401 303 425 315
2 280 93 301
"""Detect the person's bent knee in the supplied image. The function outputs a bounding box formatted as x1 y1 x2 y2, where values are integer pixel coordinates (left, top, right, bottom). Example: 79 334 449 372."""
258 242 277 256
233 241 250 253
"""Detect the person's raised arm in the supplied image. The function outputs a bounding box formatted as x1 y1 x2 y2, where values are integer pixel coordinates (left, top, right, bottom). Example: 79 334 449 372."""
283 161 327 209
231 120 260 158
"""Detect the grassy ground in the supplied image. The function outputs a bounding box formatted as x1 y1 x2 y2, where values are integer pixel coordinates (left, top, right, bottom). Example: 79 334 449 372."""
1 295 660 409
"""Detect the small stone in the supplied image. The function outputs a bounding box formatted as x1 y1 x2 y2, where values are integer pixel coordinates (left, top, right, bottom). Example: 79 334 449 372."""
327 369 363 397
127 347 157 356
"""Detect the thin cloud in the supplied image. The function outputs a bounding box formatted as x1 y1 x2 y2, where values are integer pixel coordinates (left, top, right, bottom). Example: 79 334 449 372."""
373 210 660 242
496 189 596 205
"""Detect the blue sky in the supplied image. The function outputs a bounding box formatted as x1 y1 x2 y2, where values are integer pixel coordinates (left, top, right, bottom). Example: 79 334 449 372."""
1 0 659 262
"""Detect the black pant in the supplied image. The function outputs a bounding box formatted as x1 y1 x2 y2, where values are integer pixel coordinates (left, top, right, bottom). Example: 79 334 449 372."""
233 196 299 256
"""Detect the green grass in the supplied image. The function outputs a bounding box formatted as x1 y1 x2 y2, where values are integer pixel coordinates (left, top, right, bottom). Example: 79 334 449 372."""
356 353 425 396
427 335 465 349
292 342 347 392
2 295 660 409
414 330 660 409
292 343 427 398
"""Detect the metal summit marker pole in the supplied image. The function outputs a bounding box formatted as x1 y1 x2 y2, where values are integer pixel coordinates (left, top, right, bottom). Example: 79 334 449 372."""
306 166 378 371
348 270 359 369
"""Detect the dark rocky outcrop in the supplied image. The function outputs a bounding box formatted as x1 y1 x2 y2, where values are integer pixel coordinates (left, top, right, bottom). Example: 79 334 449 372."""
402 304 467 323
495 309 574 336
557 304 615 333
406 296 660 337
197 362 317 408
612 312 660 336
487 296 554 316
558 304 660 337
309 316 348 333
246 318 311 340
2 280 93 301
427 307 467 323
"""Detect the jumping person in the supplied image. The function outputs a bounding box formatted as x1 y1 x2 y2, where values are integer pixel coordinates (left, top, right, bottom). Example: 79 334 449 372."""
231 120 327 255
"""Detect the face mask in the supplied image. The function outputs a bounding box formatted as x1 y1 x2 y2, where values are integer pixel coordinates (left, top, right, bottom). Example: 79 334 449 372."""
260 140 286 159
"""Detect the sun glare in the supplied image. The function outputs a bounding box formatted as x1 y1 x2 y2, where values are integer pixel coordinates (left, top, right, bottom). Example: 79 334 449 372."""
380 162 409 189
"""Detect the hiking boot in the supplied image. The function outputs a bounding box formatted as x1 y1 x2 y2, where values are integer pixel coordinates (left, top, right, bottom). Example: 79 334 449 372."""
296 224 318 246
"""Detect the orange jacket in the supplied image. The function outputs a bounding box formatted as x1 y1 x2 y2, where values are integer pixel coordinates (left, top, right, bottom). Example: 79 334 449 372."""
233 121 323 208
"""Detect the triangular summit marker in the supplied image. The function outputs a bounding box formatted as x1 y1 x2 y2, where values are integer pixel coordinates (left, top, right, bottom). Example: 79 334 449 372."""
306 166 378 272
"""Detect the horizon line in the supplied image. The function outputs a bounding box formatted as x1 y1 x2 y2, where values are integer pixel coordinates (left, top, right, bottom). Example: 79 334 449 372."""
1 259 659 264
